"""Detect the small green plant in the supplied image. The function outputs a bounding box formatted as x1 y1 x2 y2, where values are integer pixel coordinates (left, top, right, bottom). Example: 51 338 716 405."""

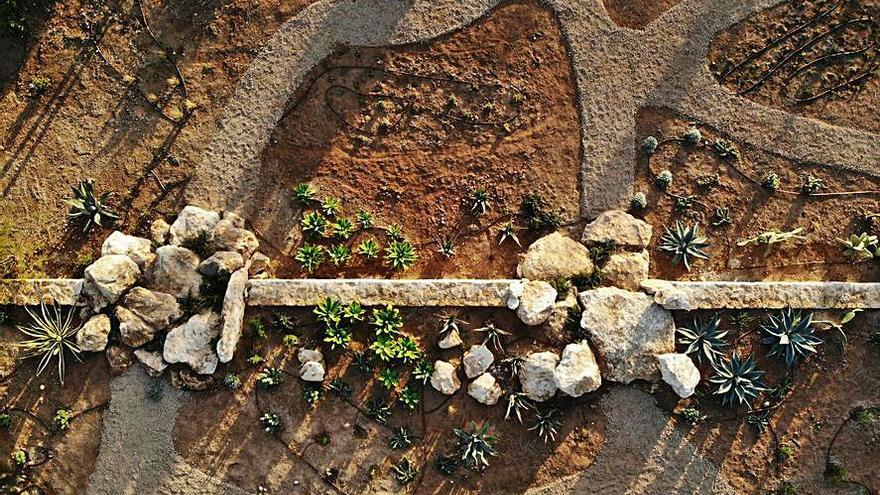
497 221 521 247
630 192 647 211
370 335 399 362
695 174 719 190
247 354 264 365
711 206 732 227
181 230 212 259
824 461 848 482
761 308 821 367
641 136 659 155
377 117 393 133
328 378 353 400
674 196 694 212
302 383 323 406
314 297 343 324
469 188 490 215
437 236 456 258
11 449 26 467
779 481 797 495
327 244 352 266
412 359 435 385
64 179 119 232
394 336 421 364
249 318 266 339
343 302 366 322
0 413 10 428
256 367 284 390
292 183 317 204
301 210 329 237
710 352 768 408
385 240 417 270
260 411 282 434
762 172 781 192
474 323 511 352
356 238 381 259
435 454 459 475
658 222 710 270
367 398 392 424
372 305 403 336
528 409 561 443
438 312 465 337
392 458 418 485
282 334 299 348
655 170 673 190
713 139 739 159
378 367 401 390
398 385 421 410
680 407 702 424
356 209 373 228
801 175 822 196
676 314 728 366
520 193 560 232
331 218 355 239
295 244 325 272
682 127 702 146
728 310 754 331
1 0 26 34
550 277 572 301
321 196 342 217
223 373 241 390
505 392 532 424
385 224 405 241
737 228 806 256
454 422 497 471
837 232 878 260
323 324 352 350
29 75 51 95
53 408 72 431
15 299 83 385
390 426 414 449
854 408 877 425
776 443 794 462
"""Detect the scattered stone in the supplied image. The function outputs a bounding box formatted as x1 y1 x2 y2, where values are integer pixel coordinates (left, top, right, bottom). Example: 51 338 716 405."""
248 252 270 276
101 231 154 269
554 343 601 397
581 210 652 249
517 232 594 281
505 280 525 309
516 280 557 326
467 373 503 405
148 246 203 299
463 344 494 378
520 351 560 402
211 219 259 257
150 218 171 245
579 287 675 383
83 255 141 311
540 291 580 345
168 205 221 246
106 345 133 376
298 348 324 364
163 312 221 375
198 251 244 278
602 250 649 291
122 287 182 330
216 264 249 363
438 329 463 349
300 361 325 382
657 353 700 398
76 314 111 352
430 360 461 395
171 368 216 391
222 210 246 228
134 349 168 377
116 306 158 348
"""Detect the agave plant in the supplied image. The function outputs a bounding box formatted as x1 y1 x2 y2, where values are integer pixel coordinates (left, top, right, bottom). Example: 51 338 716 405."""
331 218 355 239
392 458 418 485
371 305 403 336
323 323 352 350
389 426 414 450
314 297 343 324
497 221 521 247
658 222 710 270
676 314 728 366
385 240 417 270
292 183 317 204
370 335 399 362
394 336 421 364
15 298 83 385
366 398 392 424
295 244 324 272
320 196 342 217
301 210 328 237
454 422 497 471
328 378 353 399
378 367 400 390
710 353 768 408
356 209 373 229
528 409 561 443
761 308 822 367
838 232 878 260
343 302 366 322
474 323 511 353
385 224 405 242
397 385 420 410
737 228 805 256
504 392 532 424
64 179 119 232
356 238 381 259
327 244 351 266
469 188 490 215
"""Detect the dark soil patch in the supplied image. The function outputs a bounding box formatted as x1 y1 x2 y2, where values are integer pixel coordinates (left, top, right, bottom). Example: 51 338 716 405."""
601 0 682 30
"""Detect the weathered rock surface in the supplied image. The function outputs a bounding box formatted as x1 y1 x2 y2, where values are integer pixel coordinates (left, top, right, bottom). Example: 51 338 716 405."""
540 291 580 345
602 250 649 291
168 205 220 246
150 218 170 245
216 264 249 363
148 246 203 299
463 344 494 378
430 360 461 395
122 287 182 330
222 210 246 228
83 255 141 310
171 368 216 391
248 252 270 276
520 351 559 402
106 345 133 376
297 348 325 382
554 343 601 397
505 280 525 310
581 210 652 249
517 232 594 280
198 251 244 278
134 349 168 377
438 329 462 349
101 231 154 269
163 312 220 375
76 314 112 352
657 353 700 398
211 219 259 257
516 280 557 326
298 348 324 364
116 306 158 348
468 372 503 405
579 287 675 383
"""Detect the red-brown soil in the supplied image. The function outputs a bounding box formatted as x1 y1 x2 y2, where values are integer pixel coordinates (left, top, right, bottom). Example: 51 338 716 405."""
601 0 682 30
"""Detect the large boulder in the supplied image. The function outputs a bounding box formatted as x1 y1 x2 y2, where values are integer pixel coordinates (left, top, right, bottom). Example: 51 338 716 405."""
163 312 221 375
430 360 461 395
657 353 700 398
76 314 111 352
581 210 652 249
463 344 494 378
554 343 601 397
122 287 182 330
83 255 140 310
468 373 503 405
148 246 203 299
211 219 259 257
602 250 649 291
539 291 580 345
168 205 221 246
116 306 157 348
579 287 675 383
516 280 557 326
519 351 559 402
216 263 249 363
517 232 594 281
198 251 244 278
101 231 154 269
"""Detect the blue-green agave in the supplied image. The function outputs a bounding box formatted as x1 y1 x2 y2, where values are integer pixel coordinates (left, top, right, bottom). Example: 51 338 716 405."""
658 222 710 270
761 308 822 367
710 353 768 408
676 314 728 366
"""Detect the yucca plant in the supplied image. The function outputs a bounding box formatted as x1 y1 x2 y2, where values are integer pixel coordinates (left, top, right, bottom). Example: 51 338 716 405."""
838 232 878 260
314 297 343 324
292 183 317 204
454 422 497 471
392 458 417 485
367 398 392 424
761 308 822 367
296 244 324 272
389 426 414 449
658 222 710 270
331 218 355 239
385 240 417 270
385 224 405 242
676 314 728 366
412 359 435 385
259 411 282 434
15 299 83 385
497 221 521 247
301 210 328 237
327 244 351 266
64 179 119 232
378 367 400 390
528 409 561 443
320 196 341 217
474 323 511 353
256 367 284 390
356 209 373 229
437 236 456 258
356 238 380 259
710 353 768 408
323 323 352 350
504 392 532 424
469 188 490 215
438 312 464 338
398 385 421 410
372 305 403 336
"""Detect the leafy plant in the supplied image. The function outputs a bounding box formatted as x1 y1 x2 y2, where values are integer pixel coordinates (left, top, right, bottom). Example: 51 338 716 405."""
412 359 435 385
372 305 403 336
777 443 794 462
761 308 821 367
323 324 352 350
53 408 71 431
64 179 119 232
824 461 848 482
385 224 405 242
11 449 26 467
356 238 381 259
223 373 241 390
327 244 352 266
469 188 490 215
711 206 732 228
398 385 421 410
343 302 366 322
814 309 861 351
260 411 282 434
394 336 421 364
302 383 323 406
505 392 532 423
367 398 392 424
378 367 400 390
588 239 616 266
497 221 521 247
352 351 373 374
762 172 781 192
295 244 325 272
528 409 561 443
331 218 355 239
655 170 673 190
392 458 417 485
328 378 353 400
454 422 497 471
713 139 739 159
292 183 317 204
550 277 572 300
29 75 51 95
680 407 702 424
257 367 284 390
658 222 710 270
520 193 560 232
737 228 806 256
801 175 822 196
370 335 399 362
385 240 417 270
321 196 342 217
728 310 754 331
837 233 878 260
314 297 343 324
0 413 10 429
15 299 83 385
710 353 768 408
390 426 414 450
356 209 373 229
674 196 694 212
676 314 728 366
247 354 264 365
474 323 511 353
282 334 299 348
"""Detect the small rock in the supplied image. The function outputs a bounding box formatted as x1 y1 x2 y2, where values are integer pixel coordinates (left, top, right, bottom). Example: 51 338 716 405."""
467 373 503 405
211 219 259 257
430 360 461 395
539 291 580 345
300 360 325 382
216 263 249 363
520 351 559 402
148 246 203 299
83 255 141 311
248 252 270 276
169 205 221 246
198 251 244 278
298 348 324 364
581 210 652 249
602 250 649 291
171 368 216 391
163 312 221 375
222 210 246 228
76 314 111 352
438 329 463 349
134 349 168 377
150 218 170 245
463 344 494 378
106 345 133 376
122 287 182 330
116 306 158 348
517 232 594 281
505 280 525 309
516 280 557 326
657 353 700 398
101 231 154 269
554 343 601 397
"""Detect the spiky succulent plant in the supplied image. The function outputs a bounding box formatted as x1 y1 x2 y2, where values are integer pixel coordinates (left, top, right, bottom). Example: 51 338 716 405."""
454 422 497 471
389 426 414 450
761 308 822 367
301 210 328 237
630 192 647 211
64 179 119 232
15 298 83 385
392 458 418 485
356 238 380 259
528 409 562 443
385 240 417 270
295 244 324 272
682 127 702 146
710 353 768 408
641 136 659 155
676 314 728 366
469 188 490 215
259 411 282 434
658 222 710 270
655 170 673 190
838 232 878 260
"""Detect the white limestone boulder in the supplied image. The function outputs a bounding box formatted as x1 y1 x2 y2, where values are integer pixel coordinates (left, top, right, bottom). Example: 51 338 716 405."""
76 314 111 352
101 231 154 269
83 255 140 311
211 219 259 257
468 372 503 405
168 205 221 246
602 250 649 291
430 360 461 395
463 343 494 378
554 342 602 397
581 210 652 249
517 232 594 281
148 246 203 299
163 312 221 375
516 280 557 326
657 353 701 398
216 264 249 363
519 351 559 402
438 329 463 349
